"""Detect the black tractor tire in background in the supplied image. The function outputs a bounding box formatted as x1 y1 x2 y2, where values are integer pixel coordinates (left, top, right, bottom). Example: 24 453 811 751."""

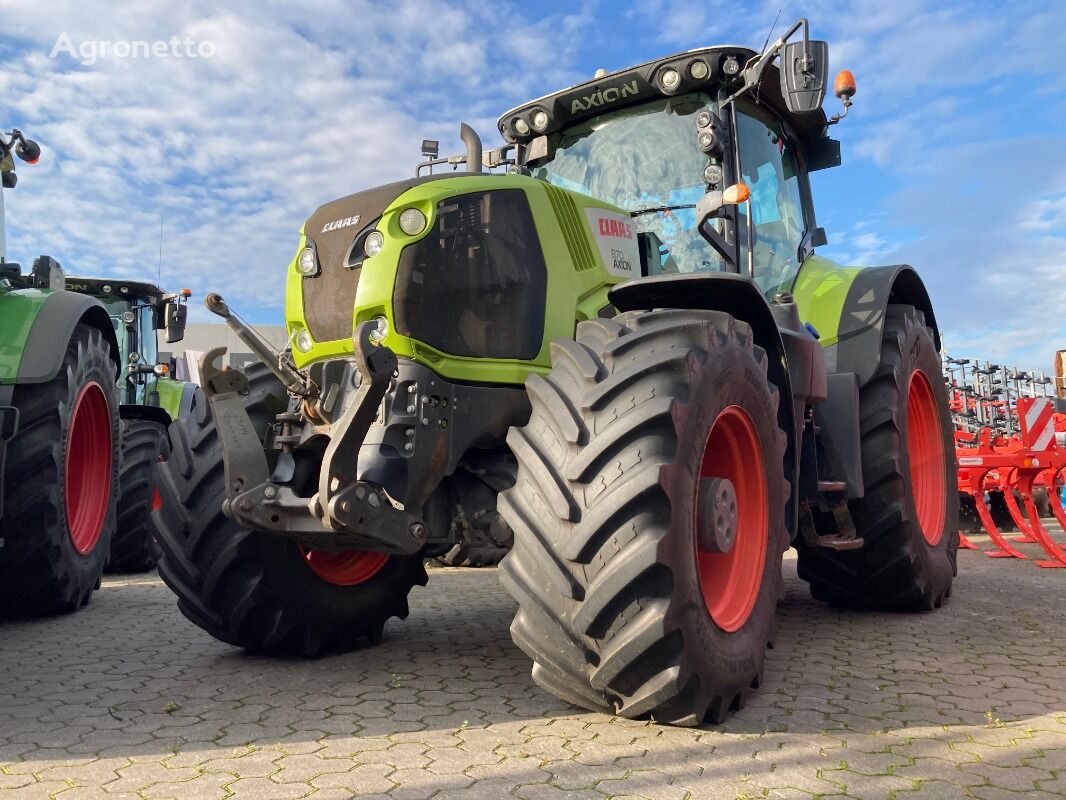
106 419 169 573
796 305 958 610
499 310 789 725
153 364 427 656
0 324 120 616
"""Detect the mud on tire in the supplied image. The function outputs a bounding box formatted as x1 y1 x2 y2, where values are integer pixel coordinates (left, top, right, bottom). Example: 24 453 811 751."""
499 309 789 725
0 324 119 616
796 304 958 610
153 363 427 656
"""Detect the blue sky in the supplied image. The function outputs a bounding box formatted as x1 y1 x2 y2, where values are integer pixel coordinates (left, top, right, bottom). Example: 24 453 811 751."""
1 0 1064 370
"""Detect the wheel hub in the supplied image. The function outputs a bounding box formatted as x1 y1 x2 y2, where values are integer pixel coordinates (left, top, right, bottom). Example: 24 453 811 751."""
698 477 738 554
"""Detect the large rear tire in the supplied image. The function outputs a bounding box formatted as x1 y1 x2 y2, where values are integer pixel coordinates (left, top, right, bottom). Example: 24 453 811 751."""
796 305 957 610
499 310 788 725
153 364 427 656
0 324 119 616
106 419 168 573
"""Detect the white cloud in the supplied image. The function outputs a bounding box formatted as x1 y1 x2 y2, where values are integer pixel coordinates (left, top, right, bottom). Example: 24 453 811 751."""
0 0 597 322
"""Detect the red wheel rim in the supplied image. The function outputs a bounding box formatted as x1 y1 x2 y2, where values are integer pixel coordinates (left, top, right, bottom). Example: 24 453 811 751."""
907 369 946 545
695 405 768 633
65 381 112 555
300 546 389 586
151 487 163 512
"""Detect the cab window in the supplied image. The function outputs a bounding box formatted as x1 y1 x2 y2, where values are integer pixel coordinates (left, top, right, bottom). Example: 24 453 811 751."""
735 102 806 297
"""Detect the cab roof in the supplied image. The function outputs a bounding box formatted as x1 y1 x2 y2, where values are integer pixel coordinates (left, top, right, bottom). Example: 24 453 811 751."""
497 45 830 149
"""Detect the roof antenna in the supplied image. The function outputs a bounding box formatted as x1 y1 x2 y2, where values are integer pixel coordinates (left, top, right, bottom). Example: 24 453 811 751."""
760 9 783 55
158 215 163 285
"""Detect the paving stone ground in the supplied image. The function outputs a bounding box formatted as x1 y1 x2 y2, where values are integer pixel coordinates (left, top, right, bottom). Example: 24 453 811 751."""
3 531 1066 799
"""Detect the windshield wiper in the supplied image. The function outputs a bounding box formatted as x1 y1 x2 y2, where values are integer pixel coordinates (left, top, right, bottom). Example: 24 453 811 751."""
629 203 696 217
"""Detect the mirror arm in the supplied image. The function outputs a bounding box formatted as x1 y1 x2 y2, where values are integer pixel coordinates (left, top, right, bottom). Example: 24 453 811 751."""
698 216 738 271
722 17 808 107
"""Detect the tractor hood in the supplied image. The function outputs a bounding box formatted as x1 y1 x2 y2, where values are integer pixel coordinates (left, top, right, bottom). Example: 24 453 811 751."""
299 173 484 344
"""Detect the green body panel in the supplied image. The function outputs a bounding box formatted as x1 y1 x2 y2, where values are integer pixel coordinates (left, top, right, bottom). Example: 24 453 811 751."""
0 287 51 384
792 255 863 349
284 174 631 385
153 376 185 419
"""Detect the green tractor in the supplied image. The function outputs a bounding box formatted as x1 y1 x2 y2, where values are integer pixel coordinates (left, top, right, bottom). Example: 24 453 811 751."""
0 128 123 614
63 276 193 572
155 20 957 724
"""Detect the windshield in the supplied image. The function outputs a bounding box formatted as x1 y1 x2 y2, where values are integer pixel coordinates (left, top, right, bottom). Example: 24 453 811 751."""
530 92 726 275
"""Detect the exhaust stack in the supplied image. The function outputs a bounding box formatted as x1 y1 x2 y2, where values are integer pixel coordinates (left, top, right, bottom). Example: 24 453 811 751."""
460 123 482 173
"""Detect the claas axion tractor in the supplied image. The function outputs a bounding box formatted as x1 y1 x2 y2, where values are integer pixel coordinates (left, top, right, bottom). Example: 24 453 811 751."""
156 19 957 725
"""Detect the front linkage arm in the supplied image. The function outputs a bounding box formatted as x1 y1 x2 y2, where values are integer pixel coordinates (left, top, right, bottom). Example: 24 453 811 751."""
199 311 427 554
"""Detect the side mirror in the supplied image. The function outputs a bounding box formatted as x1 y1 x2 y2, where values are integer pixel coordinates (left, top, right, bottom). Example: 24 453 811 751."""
779 39 829 113
164 300 187 344
2 170 15 189
15 139 40 164
696 183 751 226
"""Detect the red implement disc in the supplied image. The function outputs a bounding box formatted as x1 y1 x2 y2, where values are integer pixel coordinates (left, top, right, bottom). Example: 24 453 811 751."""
907 369 947 545
65 381 112 554
695 405 768 633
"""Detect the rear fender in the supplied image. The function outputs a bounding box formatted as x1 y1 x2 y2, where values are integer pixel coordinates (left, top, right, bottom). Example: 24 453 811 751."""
794 260 940 387
7 290 120 384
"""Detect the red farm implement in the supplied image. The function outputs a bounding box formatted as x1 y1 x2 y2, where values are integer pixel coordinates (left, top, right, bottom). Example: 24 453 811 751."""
946 356 1066 567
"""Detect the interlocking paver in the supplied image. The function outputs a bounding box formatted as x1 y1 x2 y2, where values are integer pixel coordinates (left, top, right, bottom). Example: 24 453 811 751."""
2 541 1066 798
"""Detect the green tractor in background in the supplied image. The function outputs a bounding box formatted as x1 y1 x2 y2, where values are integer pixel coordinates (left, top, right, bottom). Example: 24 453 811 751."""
0 125 191 617
155 20 957 725
63 276 194 572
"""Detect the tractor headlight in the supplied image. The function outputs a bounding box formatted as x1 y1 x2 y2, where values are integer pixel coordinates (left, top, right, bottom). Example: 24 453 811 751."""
530 109 550 132
398 208 427 236
689 60 710 80
513 117 530 136
364 231 384 257
295 329 314 353
296 246 317 276
659 67 681 91
121 310 136 325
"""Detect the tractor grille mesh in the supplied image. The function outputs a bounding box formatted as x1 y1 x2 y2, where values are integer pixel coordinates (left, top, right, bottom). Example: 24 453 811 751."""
543 184 596 272
394 189 546 360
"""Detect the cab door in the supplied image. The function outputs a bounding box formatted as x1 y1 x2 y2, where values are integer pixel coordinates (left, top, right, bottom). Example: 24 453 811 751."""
734 100 812 298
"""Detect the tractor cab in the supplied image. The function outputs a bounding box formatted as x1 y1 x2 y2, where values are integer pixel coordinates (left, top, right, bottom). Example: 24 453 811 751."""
496 21 854 300
63 276 190 406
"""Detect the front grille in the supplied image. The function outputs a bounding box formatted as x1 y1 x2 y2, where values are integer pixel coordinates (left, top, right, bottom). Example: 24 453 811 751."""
394 189 547 360
302 248 361 343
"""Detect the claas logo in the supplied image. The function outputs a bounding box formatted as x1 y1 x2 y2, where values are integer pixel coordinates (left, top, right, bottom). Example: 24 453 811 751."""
598 217 633 240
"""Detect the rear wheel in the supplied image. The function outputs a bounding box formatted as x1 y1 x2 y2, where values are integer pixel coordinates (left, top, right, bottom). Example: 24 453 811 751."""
0 324 119 616
499 310 788 725
107 419 168 573
796 305 957 609
153 364 427 655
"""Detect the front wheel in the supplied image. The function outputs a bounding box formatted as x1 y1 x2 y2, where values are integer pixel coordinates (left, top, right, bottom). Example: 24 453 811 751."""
797 304 958 609
499 310 788 725
153 365 427 656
